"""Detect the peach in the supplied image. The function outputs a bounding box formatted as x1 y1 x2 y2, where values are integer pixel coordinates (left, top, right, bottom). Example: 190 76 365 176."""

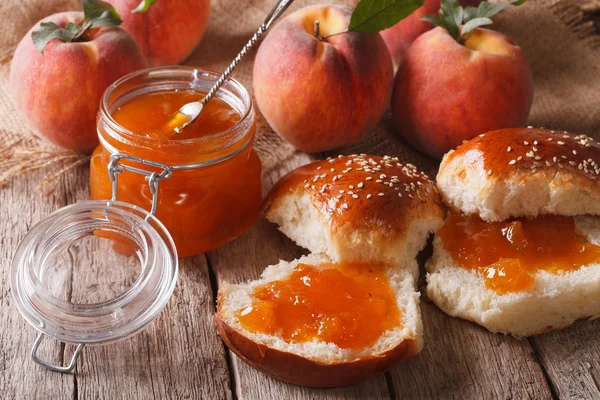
253 5 393 153
111 0 210 67
391 27 533 159
9 12 147 152
380 0 482 69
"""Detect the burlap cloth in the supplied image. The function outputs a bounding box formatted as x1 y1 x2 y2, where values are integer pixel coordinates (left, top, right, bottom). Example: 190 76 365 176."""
0 0 599 190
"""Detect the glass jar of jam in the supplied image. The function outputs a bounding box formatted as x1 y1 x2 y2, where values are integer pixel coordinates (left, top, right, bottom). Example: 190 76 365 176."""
91 67 262 257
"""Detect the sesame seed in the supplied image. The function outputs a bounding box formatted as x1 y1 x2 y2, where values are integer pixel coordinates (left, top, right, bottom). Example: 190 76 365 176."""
509 160 517 165
320 173 327 178
358 182 364 188
398 193 402 197
535 156 541 161
330 168 335 172
378 192 385 197
366 177 373 181
320 185 327 193
366 194 372 199
408 194 413 199
507 146 512 152
352 194 358 199
376 180 383 183
487 170 492 176
569 161 577 166
524 141 529 145
561 155 567 159
534 141 538 145
517 156 523 161
532 147 538 152
304 183 309 188
349 185 355 189
573 150 577 155
380 174 387 179
336 194 342 199
558 141 565 145
342 203 349 210
339 190 345 194
316 166 321 170
311 185 315 189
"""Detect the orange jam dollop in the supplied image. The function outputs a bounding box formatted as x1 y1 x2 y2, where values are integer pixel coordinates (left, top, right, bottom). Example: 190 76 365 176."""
439 214 600 293
91 89 261 257
236 263 401 350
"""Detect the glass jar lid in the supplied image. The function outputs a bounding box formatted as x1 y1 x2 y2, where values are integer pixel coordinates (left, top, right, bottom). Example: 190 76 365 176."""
11 200 178 372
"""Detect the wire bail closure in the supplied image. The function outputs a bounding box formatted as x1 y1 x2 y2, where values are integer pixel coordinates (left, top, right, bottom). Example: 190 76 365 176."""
29 153 173 373
108 153 173 217
31 333 85 373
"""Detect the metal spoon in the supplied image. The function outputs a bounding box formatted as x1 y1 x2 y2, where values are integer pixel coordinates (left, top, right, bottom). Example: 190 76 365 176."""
163 0 295 134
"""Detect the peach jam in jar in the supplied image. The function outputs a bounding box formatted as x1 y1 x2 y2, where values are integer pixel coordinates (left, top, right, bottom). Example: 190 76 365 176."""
91 67 262 257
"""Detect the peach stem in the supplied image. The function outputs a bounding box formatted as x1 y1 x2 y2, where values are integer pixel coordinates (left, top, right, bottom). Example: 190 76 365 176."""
321 30 348 40
314 20 322 40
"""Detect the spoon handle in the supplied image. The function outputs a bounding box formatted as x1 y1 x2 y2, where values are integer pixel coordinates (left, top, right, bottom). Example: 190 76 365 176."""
201 0 295 106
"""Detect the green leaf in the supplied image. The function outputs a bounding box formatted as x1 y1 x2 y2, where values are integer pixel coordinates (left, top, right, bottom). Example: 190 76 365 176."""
132 0 159 13
423 0 526 42
463 6 479 22
348 0 425 33
83 0 121 19
468 0 526 21
461 17 492 37
89 10 123 28
420 14 445 28
64 22 83 35
440 0 462 27
31 22 78 53
473 2 512 19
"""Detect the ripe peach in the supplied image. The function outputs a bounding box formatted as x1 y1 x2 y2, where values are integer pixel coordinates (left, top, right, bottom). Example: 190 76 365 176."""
380 0 482 69
111 0 210 67
253 5 393 153
391 27 533 159
9 12 147 152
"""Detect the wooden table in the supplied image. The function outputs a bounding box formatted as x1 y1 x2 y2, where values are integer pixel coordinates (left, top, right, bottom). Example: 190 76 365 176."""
2 147 600 400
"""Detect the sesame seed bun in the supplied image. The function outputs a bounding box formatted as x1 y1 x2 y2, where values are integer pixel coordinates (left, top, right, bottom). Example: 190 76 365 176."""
437 128 600 221
263 155 445 269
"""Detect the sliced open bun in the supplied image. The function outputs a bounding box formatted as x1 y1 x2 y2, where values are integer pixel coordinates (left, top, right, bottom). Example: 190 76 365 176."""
426 215 600 337
263 154 445 269
216 253 423 387
437 128 600 221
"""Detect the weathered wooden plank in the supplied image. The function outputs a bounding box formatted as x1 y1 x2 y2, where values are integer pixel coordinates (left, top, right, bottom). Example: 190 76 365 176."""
0 171 76 400
531 318 600 400
390 301 553 400
56 166 233 400
208 152 392 400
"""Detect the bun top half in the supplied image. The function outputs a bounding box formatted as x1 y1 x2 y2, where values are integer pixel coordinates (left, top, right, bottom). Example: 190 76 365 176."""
264 154 445 265
437 128 600 221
